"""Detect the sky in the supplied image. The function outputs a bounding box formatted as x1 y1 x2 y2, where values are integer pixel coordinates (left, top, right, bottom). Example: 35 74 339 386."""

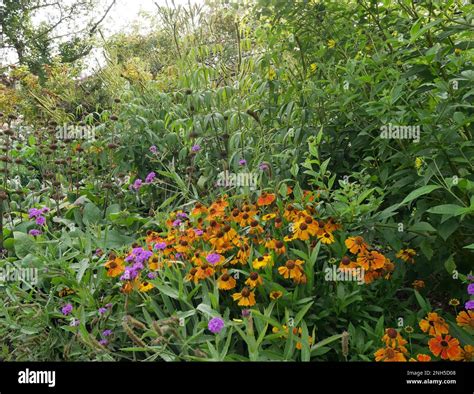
0 0 204 67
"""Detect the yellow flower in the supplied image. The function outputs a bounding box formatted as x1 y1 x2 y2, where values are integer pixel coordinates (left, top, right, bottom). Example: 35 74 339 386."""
310 63 317 73
267 67 276 81
327 39 336 48
270 290 283 300
139 281 154 292
415 157 423 170
252 254 273 269
245 272 263 288
217 270 237 291
232 287 256 307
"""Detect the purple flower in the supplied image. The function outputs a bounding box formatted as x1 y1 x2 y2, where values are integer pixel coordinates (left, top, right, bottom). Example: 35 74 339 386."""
105 303 113 309
191 144 201 152
175 253 182 259
177 212 188 219
239 159 247 166
468 283 474 295
468 274 474 282
145 171 156 184
40 207 49 214
35 216 46 226
208 317 224 334
61 304 73 316
28 208 42 219
241 309 251 318
132 179 143 191
172 219 182 227
149 145 158 154
98 307 108 315
147 272 157 279
194 228 203 236
99 339 108 346
154 241 167 250
29 229 42 237
206 253 221 265
102 329 113 337
465 300 474 310
259 162 269 171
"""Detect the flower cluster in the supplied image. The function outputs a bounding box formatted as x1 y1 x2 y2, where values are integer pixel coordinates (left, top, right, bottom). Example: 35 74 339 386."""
375 309 474 362
104 192 350 306
28 206 49 227
342 236 395 284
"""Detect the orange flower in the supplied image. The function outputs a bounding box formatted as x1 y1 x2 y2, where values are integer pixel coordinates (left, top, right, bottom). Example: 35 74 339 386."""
195 262 215 281
245 272 263 288
232 287 256 307
270 290 283 300
339 255 357 270
317 230 335 244
396 248 416 264
416 354 432 362
345 236 368 254
278 259 304 280
374 347 407 362
217 270 237 290
412 280 425 290
382 328 408 352
456 310 474 330
419 312 449 336
458 345 474 362
265 238 286 255
257 192 276 206
104 256 125 277
185 267 198 283
428 335 461 360
356 250 385 270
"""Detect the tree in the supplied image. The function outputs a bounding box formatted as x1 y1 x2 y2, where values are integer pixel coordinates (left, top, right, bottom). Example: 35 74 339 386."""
0 0 116 78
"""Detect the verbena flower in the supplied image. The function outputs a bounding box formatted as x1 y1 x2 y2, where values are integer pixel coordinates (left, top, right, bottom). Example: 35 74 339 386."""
29 229 42 236
154 241 167 250
102 329 113 337
208 317 224 334
149 145 157 154
145 171 156 183
206 253 221 265
98 307 108 315
132 179 143 190
468 283 474 295
239 159 247 166
61 304 73 316
191 144 201 152
466 300 474 310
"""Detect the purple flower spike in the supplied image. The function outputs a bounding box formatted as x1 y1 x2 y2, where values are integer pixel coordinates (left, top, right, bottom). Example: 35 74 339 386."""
145 171 156 183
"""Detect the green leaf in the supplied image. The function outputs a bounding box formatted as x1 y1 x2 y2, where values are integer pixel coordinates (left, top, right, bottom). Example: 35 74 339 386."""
13 231 36 259
399 185 441 206
414 290 429 313
427 204 468 216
